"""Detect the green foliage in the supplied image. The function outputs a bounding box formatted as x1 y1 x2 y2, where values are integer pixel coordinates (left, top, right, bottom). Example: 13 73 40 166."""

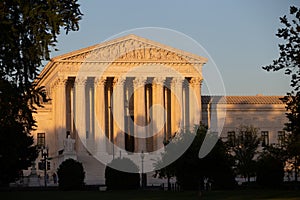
262 6 300 91
105 158 140 190
0 78 38 186
57 159 85 190
201 139 236 189
228 125 260 183
282 95 300 182
0 0 82 185
256 150 285 188
0 0 83 87
262 6 300 182
154 124 236 190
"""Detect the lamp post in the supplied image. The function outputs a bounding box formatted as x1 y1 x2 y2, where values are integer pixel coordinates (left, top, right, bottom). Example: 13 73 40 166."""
140 150 145 188
40 146 49 187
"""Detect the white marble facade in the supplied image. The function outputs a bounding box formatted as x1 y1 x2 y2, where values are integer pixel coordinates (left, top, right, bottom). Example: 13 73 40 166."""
31 35 207 185
30 35 287 185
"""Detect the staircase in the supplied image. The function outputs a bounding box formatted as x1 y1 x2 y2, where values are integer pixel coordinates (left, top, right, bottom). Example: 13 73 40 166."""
77 152 106 185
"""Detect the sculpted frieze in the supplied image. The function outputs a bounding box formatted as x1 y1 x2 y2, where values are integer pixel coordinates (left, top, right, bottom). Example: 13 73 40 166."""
60 39 197 63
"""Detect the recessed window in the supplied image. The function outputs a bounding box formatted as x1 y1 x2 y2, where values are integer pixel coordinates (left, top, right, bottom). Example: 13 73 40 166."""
261 131 269 147
278 131 285 147
245 131 252 141
37 133 45 148
227 131 235 146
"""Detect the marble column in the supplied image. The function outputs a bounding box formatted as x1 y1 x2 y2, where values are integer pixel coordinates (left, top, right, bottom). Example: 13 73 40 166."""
94 77 106 154
86 80 95 153
113 77 126 150
133 77 147 153
171 77 184 136
189 80 195 131
55 76 67 151
152 77 166 150
107 82 113 154
190 77 202 127
182 79 189 131
74 77 87 153
145 85 153 152
70 84 75 138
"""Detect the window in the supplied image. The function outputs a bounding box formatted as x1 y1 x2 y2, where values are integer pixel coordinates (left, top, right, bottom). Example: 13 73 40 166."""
261 131 269 147
238 131 245 142
278 131 285 147
227 131 236 146
239 131 252 142
37 133 45 148
245 132 252 141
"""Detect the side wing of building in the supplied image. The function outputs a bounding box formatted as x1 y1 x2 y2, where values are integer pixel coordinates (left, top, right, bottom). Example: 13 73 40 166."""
202 95 287 146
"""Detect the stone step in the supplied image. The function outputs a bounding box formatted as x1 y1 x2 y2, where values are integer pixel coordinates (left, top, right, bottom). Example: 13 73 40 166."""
77 153 106 185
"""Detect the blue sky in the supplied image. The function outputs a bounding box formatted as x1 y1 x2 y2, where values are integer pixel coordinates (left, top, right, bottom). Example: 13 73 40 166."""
50 0 300 96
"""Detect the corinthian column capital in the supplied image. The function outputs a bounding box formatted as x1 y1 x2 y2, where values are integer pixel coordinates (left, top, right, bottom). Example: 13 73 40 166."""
152 77 166 85
57 76 68 86
50 76 67 89
190 77 203 86
94 77 106 86
133 77 147 88
113 76 126 87
171 77 184 86
75 77 87 86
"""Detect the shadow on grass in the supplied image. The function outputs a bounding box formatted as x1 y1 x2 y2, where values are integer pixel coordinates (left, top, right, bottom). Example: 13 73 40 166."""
1 189 300 200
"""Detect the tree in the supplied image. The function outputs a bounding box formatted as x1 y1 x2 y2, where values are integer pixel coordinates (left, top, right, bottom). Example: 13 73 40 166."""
0 0 83 88
228 125 260 183
105 158 140 190
153 152 176 190
154 126 205 190
57 159 85 190
0 78 39 186
256 146 285 188
0 0 83 186
202 138 236 190
154 124 236 190
262 5 300 182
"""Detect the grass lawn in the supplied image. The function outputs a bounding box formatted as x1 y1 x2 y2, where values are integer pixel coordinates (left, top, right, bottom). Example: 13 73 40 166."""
1 189 300 200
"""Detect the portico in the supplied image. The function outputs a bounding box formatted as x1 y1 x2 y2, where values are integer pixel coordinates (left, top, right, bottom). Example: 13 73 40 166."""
29 34 289 186
32 34 207 184
52 74 203 154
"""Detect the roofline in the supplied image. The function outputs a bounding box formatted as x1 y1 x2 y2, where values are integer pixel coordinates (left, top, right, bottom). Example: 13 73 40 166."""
201 95 285 104
51 34 208 62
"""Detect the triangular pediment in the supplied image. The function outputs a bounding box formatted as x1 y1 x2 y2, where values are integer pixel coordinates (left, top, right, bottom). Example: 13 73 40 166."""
52 34 207 64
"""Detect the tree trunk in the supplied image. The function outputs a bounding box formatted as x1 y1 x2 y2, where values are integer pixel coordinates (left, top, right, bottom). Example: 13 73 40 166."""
295 159 298 182
167 176 171 191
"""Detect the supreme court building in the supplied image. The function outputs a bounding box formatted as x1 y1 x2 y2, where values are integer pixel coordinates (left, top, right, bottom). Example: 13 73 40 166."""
28 35 287 185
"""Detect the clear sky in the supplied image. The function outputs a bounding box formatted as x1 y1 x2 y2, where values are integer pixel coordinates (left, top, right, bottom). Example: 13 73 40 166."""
49 0 300 96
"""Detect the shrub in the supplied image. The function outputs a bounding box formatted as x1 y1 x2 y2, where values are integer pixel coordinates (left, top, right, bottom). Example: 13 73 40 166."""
105 157 140 190
57 158 85 190
256 155 284 188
